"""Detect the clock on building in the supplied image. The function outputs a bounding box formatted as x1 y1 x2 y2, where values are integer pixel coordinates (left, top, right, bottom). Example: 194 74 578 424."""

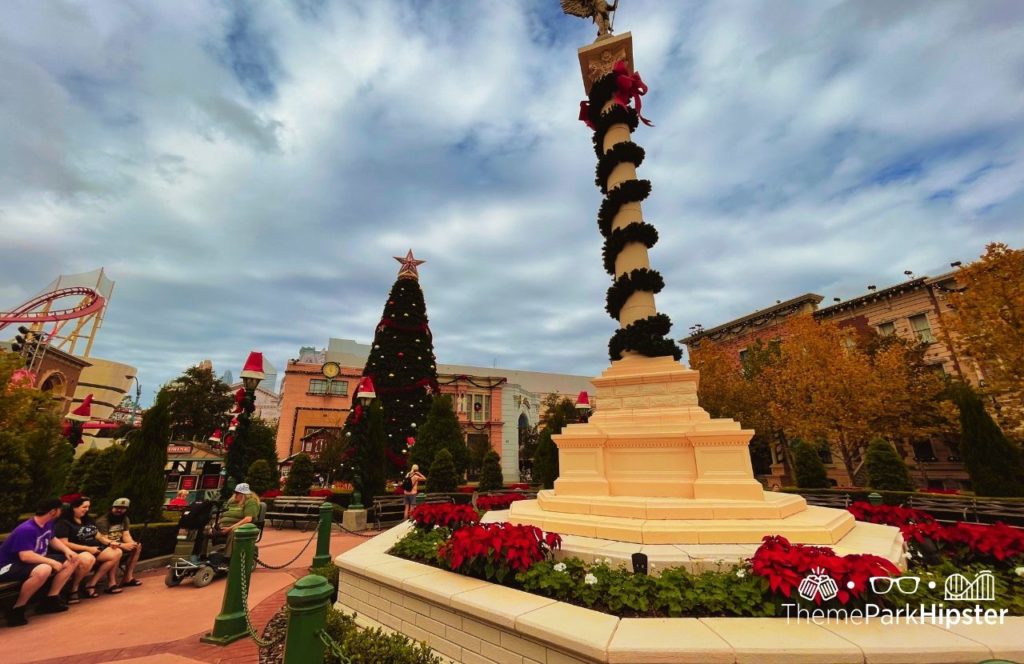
321 361 341 379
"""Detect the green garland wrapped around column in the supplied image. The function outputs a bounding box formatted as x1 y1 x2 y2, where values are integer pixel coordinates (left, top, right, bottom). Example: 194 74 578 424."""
584 64 682 362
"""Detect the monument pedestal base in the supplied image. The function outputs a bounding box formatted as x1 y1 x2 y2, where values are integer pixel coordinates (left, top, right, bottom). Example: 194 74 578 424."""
508 497 856 545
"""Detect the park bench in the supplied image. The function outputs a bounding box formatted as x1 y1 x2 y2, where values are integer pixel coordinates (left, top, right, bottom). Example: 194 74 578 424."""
371 494 453 530
265 496 326 530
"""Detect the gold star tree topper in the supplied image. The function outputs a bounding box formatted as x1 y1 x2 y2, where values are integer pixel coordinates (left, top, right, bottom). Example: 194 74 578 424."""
394 249 426 280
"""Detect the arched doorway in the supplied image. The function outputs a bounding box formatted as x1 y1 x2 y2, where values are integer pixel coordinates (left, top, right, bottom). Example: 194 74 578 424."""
518 412 532 482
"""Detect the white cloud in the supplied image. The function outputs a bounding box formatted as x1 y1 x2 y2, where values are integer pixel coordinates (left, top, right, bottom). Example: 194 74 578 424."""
1 0 1023 398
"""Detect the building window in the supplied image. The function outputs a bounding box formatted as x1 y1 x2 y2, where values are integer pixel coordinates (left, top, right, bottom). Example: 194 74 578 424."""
912 440 937 462
738 349 749 364
909 313 934 343
456 393 467 413
308 379 346 395
877 321 896 337
470 394 490 422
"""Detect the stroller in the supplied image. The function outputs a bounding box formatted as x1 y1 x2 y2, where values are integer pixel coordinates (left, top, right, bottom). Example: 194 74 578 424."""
164 498 266 588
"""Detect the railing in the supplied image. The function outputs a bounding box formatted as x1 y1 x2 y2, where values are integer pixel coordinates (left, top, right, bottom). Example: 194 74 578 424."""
796 490 1024 527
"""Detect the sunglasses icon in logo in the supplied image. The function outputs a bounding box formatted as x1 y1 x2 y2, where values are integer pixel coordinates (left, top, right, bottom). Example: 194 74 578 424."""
869 576 920 595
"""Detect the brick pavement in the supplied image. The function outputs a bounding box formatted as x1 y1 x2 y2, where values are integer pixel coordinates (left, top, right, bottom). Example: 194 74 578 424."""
7 529 373 664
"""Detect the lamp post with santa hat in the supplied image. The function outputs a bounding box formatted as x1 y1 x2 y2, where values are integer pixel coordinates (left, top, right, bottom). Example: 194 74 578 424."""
63 394 94 449
346 375 377 509
222 351 265 498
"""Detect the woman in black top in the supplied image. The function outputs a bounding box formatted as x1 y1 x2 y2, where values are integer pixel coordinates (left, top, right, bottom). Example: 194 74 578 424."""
54 496 123 600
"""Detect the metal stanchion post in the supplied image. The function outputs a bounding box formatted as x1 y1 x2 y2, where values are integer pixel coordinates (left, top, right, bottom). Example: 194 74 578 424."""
283 575 333 664
201 523 259 645
312 502 333 567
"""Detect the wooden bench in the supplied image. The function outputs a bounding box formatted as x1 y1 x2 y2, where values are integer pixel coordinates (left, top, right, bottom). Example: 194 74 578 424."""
265 496 326 530
372 494 453 530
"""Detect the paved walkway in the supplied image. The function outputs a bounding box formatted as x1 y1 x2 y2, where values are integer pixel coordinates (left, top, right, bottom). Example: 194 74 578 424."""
5 527 377 664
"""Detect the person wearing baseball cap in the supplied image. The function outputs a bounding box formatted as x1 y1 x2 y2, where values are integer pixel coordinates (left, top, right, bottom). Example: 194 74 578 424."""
95 497 143 589
216 483 260 556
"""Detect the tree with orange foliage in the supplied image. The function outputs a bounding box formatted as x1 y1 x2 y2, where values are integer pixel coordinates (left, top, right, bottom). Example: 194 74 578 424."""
944 243 1024 432
758 315 880 482
691 338 781 472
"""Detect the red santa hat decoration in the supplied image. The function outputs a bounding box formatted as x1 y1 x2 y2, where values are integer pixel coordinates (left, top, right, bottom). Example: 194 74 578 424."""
209 428 223 444
356 376 377 402
67 394 94 422
575 391 591 411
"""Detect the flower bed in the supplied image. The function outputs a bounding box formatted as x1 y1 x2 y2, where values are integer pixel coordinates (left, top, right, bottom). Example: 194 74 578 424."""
388 508 1024 618
848 501 1024 567
476 492 528 511
409 503 479 530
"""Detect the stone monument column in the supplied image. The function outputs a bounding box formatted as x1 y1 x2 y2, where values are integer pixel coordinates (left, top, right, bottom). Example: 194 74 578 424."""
549 31 766 502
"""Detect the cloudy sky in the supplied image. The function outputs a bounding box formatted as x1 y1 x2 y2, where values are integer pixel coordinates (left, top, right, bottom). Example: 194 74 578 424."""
2 0 1023 402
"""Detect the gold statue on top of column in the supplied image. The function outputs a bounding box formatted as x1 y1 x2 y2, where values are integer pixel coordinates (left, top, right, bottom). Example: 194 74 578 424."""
561 0 618 40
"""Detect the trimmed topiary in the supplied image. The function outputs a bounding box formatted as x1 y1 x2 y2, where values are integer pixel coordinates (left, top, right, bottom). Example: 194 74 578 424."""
865 438 915 492
951 383 1024 497
791 439 830 489
426 448 458 493
478 450 504 492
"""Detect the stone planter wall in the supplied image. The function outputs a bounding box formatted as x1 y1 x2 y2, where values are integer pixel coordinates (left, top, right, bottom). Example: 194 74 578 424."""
334 523 1023 664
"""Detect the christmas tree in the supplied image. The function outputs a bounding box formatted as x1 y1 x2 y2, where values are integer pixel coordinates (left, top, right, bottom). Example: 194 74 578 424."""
343 250 439 474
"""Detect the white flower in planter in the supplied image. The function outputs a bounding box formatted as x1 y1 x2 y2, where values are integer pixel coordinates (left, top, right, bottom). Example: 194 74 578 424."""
584 573 598 585
1016 566 1024 577
604 557 613 565
554 562 567 573
736 569 746 578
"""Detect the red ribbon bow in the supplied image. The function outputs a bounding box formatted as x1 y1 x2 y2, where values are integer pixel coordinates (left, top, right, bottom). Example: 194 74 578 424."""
352 404 363 424
579 100 594 129
613 60 653 127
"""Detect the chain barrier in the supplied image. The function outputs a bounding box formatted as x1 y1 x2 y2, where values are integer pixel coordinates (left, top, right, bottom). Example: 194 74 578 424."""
238 549 286 648
255 528 318 569
332 521 383 538
317 628 354 664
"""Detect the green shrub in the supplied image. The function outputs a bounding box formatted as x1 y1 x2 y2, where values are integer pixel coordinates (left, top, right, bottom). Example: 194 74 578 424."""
128 522 179 560
865 438 914 492
284 453 316 495
0 431 30 532
324 609 441 664
389 527 448 565
515 559 776 618
81 445 126 513
478 451 503 492
426 449 458 493
246 459 275 495
310 563 340 590
790 439 830 489
532 430 559 490
952 383 1024 496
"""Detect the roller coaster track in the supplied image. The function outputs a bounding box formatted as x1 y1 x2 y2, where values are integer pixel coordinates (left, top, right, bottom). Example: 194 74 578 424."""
0 287 105 332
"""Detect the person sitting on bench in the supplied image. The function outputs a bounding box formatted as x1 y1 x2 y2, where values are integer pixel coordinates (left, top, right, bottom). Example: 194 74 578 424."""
215 483 260 556
0 498 80 627
54 496 124 600
96 498 143 588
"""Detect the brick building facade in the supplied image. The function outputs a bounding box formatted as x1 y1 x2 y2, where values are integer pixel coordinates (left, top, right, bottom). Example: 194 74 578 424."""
276 338 593 482
681 271 979 491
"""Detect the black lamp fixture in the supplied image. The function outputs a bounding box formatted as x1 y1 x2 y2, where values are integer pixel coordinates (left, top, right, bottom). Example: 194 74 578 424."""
950 261 962 268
